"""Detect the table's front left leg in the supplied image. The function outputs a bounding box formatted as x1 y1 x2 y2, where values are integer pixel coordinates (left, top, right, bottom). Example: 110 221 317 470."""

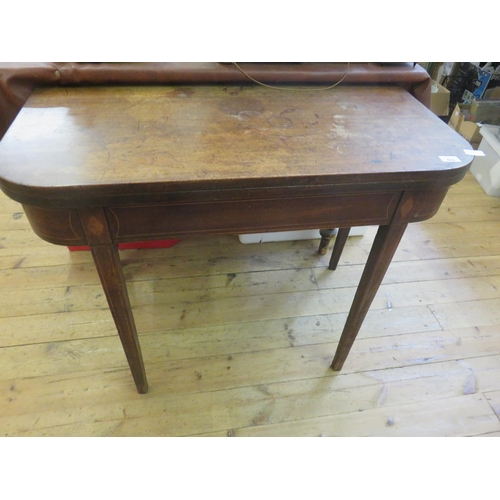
79 208 148 394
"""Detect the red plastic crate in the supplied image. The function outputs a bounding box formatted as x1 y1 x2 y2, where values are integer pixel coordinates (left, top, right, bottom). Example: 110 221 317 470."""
68 239 181 251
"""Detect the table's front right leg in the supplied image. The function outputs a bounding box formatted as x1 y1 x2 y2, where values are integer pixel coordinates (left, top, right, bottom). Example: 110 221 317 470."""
331 222 407 371
330 187 452 370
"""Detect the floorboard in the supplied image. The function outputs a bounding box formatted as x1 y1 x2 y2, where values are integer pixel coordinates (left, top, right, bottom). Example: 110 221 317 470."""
1 171 500 436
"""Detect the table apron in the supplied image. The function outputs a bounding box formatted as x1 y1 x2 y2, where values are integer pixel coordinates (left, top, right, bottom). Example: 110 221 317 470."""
22 187 450 246
106 191 401 241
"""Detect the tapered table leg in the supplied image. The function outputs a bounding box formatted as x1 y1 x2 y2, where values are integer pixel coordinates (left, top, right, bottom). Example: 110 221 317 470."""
331 222 408 371
89 244 148 393
79 208 148 394
328 227 351 270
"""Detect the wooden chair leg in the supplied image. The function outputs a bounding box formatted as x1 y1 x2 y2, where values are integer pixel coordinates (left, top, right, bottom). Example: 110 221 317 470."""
328 227 351 270
79 208 148 394
331 222 408 371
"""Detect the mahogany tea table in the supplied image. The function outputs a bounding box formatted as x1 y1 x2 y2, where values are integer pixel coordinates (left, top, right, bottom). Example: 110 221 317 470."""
0 83 473 393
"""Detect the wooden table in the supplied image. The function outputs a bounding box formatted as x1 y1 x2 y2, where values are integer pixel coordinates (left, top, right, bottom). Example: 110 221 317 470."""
0 84 472 393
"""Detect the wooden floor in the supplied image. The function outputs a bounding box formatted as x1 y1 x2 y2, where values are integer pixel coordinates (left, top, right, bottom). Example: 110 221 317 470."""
1 171 500 436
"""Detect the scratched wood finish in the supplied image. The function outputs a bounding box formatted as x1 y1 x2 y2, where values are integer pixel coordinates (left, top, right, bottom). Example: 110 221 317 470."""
1 172 500 436
0 85 470 208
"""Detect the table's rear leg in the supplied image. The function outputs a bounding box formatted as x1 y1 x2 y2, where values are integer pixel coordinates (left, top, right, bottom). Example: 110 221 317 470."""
331 222 407 371
328 227 351 270
318 229 336 255
79 208 148 394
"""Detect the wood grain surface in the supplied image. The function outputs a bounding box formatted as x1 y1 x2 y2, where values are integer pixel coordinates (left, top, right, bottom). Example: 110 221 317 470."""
1 171 500 436
0 85 471 207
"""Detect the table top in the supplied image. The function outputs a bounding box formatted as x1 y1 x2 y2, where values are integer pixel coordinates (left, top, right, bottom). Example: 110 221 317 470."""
0 84 472 208
0 63 433 144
